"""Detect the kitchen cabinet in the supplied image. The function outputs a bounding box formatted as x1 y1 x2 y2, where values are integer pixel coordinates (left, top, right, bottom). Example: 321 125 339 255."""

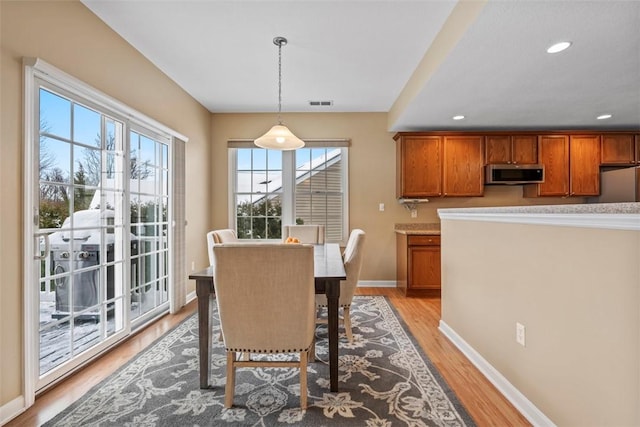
485 135 538 165
396 234 441 297
601 134 638 165
524 134 600 197
395 135 441 198
395 133 484 197
569 135 601 196
442 136 484 196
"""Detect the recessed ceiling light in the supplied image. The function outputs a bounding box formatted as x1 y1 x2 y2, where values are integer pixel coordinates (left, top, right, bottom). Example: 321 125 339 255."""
597 114 612 120
452 115 465 120
546 41 572 54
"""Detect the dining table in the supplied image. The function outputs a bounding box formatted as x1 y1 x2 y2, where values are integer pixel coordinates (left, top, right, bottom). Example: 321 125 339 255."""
188 243 347 392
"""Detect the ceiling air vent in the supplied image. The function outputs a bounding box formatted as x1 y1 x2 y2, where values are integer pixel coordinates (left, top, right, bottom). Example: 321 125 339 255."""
309 100 333 107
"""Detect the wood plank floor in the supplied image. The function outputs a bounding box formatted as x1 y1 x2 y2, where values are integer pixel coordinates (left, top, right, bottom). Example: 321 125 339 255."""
7 288 531 426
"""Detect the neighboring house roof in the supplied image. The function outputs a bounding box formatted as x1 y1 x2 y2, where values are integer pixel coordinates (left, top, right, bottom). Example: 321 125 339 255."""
237 148 342 204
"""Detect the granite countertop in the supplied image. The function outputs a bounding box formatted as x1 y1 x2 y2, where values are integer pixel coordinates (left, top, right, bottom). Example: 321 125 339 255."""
394 223 441 235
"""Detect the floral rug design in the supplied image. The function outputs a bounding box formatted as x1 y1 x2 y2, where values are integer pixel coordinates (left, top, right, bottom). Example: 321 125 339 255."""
46 296 476 426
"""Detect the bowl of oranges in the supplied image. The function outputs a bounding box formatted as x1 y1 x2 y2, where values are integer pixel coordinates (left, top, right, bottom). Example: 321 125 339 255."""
285 237 301 244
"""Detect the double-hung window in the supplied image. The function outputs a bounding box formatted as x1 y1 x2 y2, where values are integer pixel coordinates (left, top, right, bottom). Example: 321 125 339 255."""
229 139 350 244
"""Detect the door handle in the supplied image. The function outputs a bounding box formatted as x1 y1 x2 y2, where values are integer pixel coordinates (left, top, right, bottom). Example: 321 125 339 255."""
35 233 50 260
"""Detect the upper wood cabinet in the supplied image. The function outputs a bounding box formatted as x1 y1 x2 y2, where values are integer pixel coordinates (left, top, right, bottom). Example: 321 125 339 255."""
601 134 638 165
485 135 538 164
395 135 442 197
395 133 483 197
569 135 601 196
526 135 570 196
524 134 600 197
442 135 484 196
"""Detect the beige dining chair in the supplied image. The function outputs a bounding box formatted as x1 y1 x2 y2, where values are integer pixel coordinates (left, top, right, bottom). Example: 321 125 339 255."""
206 229 238 265
212 243 316 409
316 229 366 343
283 224 325 244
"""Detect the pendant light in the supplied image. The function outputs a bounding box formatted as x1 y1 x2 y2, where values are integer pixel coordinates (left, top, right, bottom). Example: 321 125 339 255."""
254 36 304 150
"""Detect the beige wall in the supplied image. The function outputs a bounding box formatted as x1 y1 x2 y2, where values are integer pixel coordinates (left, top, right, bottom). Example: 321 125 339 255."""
210 112 583 281
441 219 640 426
0 0 211 409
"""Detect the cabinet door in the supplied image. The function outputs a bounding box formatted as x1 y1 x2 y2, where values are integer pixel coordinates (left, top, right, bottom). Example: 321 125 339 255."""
511 135 538 164
570 135 601 196
601 134 635 165
408 246 441 290
485 135 511 164
397 136 442 197
537 135 569 196
442 136 484 196
636 134 640 165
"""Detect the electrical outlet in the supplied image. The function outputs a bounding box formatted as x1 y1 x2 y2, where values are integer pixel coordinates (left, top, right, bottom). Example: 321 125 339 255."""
516 322 526 347
379 203 385 212
410 209 418 218
191 261 195 271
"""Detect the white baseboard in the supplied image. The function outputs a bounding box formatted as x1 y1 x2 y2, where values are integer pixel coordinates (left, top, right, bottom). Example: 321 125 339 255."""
438 320 556 427
186 290 196 304
0 395 26 426
357 280 396 288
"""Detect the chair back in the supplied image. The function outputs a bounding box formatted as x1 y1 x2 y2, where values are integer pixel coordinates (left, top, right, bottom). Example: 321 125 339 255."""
206 229 238 265
283 224 325 244
339 229 366 306
213 243 316 352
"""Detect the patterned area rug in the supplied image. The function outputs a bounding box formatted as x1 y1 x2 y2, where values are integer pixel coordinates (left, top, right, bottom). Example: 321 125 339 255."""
46 296 476 426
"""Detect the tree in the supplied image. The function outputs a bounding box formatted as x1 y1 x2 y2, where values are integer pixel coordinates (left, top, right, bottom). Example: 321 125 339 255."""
82 132 152 182
39 167 69 229
236 197 282 239
73 163 93 211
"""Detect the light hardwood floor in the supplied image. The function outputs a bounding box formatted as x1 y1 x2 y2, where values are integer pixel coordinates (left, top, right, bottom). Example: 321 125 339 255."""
7 288 531 426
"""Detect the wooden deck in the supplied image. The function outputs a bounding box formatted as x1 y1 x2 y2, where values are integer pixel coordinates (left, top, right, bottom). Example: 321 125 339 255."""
39 297 148 374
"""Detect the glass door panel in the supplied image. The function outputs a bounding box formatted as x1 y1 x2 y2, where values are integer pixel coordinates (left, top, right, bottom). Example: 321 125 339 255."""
36 87 128 385
129 130 170 325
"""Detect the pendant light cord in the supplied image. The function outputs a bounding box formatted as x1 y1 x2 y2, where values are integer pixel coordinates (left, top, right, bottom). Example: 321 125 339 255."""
272 36 288 125
277 38 283 125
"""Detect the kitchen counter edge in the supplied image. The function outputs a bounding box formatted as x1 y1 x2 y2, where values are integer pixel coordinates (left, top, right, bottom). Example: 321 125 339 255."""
438 202 640 232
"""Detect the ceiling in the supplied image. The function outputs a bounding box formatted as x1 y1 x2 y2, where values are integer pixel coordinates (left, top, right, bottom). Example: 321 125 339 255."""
81 0 640 132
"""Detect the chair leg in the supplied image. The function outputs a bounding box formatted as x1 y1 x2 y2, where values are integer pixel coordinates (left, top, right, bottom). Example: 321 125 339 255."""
300 351 308 410
344 306 354 343
225 351 236 408
309 336 316 363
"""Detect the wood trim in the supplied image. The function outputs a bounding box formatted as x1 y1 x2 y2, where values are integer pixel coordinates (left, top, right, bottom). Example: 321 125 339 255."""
394 130 640 140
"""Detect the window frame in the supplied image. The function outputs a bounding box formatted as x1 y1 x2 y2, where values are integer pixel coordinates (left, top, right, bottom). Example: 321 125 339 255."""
228 139 350 245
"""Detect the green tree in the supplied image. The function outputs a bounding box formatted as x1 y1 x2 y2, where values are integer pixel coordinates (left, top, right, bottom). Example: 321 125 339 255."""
73 163 93 212
236 197 282 239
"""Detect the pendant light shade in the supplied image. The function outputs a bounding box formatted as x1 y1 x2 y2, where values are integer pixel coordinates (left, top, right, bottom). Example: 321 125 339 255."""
254 124 304 150
254 36 304 150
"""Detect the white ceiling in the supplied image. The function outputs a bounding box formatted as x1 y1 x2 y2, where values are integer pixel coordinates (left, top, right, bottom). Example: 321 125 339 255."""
82 0 640 132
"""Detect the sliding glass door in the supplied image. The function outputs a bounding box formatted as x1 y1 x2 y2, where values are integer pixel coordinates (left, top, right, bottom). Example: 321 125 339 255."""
31 82 172 390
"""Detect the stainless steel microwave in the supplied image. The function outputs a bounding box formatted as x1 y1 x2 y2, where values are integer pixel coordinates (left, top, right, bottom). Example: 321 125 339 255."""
485 164 545 184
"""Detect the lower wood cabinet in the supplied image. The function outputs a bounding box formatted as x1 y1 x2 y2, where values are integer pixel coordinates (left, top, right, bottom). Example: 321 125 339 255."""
397 234 441 297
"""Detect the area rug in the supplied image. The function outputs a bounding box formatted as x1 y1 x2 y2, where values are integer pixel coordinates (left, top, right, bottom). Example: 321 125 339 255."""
45 296 476 426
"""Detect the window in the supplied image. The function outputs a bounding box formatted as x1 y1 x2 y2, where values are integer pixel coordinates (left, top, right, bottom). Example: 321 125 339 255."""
229 140 349 244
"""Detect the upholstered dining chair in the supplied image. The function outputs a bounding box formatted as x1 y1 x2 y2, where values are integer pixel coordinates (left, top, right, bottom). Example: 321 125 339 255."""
206 229 238 265
316 229 366 343
283 224 325 244
212 243 316 409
